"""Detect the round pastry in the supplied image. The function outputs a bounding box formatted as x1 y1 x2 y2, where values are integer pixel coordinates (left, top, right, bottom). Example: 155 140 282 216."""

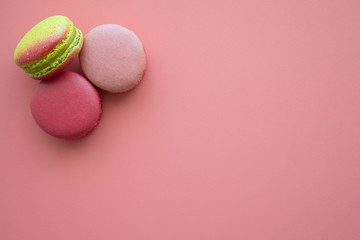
14 15 83 80
31 71 102 140
80 24 146 93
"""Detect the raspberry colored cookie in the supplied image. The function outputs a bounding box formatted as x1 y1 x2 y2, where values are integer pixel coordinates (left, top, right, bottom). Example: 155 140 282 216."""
14 15 83 80
31 71 102 140
80 24 146 93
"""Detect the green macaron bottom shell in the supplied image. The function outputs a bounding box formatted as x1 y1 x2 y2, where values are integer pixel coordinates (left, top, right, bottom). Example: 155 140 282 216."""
23 27 83 79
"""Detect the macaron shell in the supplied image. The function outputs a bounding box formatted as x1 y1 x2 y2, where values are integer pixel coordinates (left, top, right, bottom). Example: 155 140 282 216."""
14 16 70 66
34 34 83 80
80 24 146 93
31 71 102 140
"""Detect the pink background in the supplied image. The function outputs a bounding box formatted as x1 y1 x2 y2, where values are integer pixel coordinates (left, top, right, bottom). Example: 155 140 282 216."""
1 0 360 239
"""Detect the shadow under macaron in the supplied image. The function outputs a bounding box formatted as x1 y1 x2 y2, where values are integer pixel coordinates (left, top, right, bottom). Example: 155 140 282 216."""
64 56 84 76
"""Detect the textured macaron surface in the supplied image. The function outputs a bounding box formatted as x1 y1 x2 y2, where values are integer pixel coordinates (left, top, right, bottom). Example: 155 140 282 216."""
31 71 102 140
14 16 70 66
14 15 83 79
80 24 146 93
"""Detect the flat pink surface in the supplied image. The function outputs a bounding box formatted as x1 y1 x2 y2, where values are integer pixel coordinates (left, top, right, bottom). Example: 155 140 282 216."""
1 0 360 239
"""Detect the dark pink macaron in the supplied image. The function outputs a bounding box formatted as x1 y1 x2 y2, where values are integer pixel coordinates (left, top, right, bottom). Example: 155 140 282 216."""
31 71 102 140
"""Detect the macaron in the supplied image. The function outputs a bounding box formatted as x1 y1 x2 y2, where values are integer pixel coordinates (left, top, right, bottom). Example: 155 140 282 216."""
14 15 83 80
80 24 146 93
31 71 102 140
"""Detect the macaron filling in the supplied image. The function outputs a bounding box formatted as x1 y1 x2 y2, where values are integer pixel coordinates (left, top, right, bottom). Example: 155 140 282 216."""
20 24 82 78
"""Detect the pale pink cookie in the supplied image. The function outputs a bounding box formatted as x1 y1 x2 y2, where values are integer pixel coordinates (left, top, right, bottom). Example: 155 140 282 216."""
80 24 146 93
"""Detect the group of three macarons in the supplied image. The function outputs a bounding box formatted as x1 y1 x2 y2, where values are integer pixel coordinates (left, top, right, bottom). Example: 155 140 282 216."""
14 15 146 140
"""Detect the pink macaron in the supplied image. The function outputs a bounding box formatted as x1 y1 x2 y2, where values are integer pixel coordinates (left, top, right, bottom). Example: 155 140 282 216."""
31 71 102 140
80 24 146 93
